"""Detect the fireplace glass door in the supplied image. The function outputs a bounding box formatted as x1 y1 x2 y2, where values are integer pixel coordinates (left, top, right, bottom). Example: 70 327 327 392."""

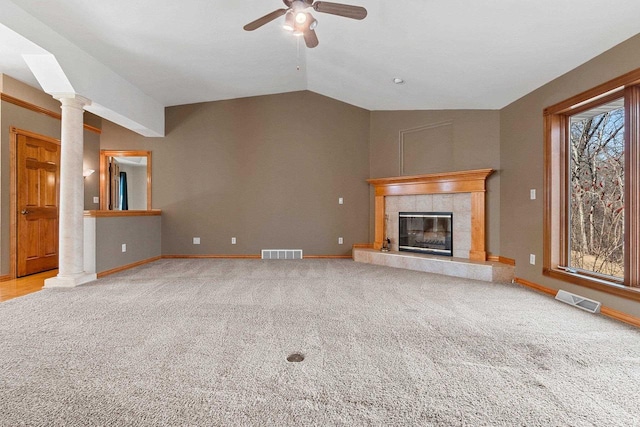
399 212 453 256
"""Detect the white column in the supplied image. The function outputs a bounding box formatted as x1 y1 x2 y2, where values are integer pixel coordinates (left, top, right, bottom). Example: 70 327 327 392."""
45 95 97 288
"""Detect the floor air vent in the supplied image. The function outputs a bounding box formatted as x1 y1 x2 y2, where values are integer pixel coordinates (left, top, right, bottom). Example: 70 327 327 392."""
555 289 601 313
261 249 303 260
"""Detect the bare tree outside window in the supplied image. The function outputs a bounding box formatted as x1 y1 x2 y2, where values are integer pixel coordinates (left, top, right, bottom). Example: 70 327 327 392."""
569 99 624 278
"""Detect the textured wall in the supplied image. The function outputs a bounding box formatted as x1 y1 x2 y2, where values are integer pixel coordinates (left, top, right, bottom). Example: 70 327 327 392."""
83 125 101 210
369 110 501 255
95 216 161 273
99 91 371 256
500 33 640 317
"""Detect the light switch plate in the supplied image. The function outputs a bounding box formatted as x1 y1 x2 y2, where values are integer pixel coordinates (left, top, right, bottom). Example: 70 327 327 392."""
122 244 127 253
338 237 344 245
93 196 99 204
339 197 344 205
530 189 536 200
193 237 200 245
231 237 237 244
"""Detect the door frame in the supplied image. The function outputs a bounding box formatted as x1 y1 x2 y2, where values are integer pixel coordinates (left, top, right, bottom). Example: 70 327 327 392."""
9 127 61 279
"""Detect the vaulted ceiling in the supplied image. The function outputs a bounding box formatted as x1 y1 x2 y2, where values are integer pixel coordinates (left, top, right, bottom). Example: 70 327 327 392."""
2 0 640 112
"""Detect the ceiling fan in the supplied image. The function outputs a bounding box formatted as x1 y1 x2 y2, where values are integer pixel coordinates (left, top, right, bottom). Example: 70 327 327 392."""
243 0 367 48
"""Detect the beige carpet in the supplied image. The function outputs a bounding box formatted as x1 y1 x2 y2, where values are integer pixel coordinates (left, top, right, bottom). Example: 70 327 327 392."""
0 259 638 426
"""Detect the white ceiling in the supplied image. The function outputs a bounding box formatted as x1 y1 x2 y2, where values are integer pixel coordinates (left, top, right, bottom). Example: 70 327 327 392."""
0 22 48 84
2 0 640 111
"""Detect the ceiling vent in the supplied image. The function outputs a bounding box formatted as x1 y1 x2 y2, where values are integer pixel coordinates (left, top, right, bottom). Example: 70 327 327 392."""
555 289 601 313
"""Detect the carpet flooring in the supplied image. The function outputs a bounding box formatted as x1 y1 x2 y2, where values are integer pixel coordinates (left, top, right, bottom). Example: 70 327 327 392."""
0 259 639 426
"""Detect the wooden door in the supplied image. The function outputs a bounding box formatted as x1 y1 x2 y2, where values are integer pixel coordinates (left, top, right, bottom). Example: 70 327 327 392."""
17 134 60 277
108 158 120 210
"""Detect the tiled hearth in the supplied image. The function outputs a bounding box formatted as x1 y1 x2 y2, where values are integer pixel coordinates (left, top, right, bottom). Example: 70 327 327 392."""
357 169 514 283
353 248 514 283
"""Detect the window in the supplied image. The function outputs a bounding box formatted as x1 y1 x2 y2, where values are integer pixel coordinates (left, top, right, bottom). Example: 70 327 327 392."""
544 70 640 301
569 98 624 279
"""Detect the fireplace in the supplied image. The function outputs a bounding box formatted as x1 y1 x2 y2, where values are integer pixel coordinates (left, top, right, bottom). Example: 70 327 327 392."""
399 212 453 256
368 169 493 260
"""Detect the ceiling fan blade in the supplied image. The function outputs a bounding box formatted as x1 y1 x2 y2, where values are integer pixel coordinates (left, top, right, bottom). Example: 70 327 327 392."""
243 8 288 31
303 28 319 48
312 1 367 20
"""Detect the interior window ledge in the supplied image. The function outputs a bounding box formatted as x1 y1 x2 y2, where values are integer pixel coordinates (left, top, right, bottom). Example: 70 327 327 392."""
544 267 640 302
84 210 162 217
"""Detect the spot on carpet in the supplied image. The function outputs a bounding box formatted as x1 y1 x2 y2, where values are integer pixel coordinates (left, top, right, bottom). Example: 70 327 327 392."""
287 353 305 362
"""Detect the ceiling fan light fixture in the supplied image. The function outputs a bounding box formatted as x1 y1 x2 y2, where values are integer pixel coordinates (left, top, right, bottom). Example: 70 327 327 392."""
295 11 307 24
244 0 367 48
283 11 295 31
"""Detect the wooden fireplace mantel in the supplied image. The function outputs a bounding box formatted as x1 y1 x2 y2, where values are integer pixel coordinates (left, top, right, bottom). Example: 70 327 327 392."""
367 168 494 261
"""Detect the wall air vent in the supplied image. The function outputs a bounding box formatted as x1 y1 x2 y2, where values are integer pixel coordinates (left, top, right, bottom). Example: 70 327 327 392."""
555 289 601 313
261 249 303 260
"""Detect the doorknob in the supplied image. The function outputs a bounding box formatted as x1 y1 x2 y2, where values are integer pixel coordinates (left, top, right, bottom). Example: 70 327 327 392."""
21 209 30 215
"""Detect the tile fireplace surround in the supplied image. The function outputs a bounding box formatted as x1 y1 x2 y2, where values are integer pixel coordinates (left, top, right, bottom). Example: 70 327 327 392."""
355 169 514 283
390 194 468 258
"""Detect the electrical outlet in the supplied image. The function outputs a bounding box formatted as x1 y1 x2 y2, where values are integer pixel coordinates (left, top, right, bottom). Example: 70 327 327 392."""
193 237 200 245
530 189 536 200
93 196 99 204
231 237 237 244
338 237 344 245
122 244 127 253
339 197 344 205
530 254 535 265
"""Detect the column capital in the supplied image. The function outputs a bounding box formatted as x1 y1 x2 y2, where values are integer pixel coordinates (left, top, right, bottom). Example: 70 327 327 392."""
51 93 92 109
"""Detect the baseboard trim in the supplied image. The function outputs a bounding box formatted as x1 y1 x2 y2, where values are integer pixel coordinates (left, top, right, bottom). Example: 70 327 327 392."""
304 255 352 259
514 277 556 296
600 307 640 328
498 256 516 266
0 275 10 282
97 256 162 278
352 243 374 249
162 254 351 259
487 255 516 266
162 255 261 259
514 277 640 328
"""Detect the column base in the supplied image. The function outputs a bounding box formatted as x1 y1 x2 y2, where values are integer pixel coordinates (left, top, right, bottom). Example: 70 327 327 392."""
44 272 97 288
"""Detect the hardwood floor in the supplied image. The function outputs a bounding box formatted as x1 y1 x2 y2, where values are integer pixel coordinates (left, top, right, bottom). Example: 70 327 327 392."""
0 270 57 302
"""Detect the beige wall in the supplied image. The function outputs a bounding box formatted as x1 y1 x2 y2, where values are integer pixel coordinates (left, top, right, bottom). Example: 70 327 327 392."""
369 110 501 255
1 74 60 112
116 163 147 210
500 33 640 317
94 216 161 273
100 91 371 256
83 129 101 209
